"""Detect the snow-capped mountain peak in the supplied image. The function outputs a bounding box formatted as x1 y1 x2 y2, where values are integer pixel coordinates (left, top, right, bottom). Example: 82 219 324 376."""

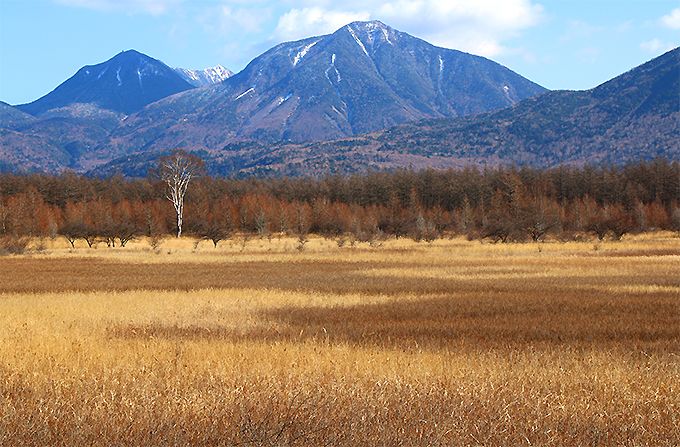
346 20 397 49
174 65 233 87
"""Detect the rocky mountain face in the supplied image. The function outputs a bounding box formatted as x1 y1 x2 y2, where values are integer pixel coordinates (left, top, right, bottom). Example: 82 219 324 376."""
174 65 233 87
103 21 546 161
90 47 680 177
17 50 194 116
368 46 680 167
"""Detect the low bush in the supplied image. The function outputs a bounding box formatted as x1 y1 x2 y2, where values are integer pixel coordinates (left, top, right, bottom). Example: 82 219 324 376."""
0 235 30 255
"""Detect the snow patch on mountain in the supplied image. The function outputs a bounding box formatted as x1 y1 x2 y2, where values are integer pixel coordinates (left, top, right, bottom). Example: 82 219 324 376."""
174 65 233 87
325 53 341 85
381 27 392 44
235 88 255 100
347 26 369 57
362 21 394 46
502 85 515 103
292 40 319 66
276 94 292 106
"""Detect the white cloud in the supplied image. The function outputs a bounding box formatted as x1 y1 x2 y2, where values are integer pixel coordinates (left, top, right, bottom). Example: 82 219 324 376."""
55 0 183 15
640 38 676 54
274 7 370 41
661 7 680 29
194 3 278 69
202 4 271 35
273 0 544 57
56 0 544 57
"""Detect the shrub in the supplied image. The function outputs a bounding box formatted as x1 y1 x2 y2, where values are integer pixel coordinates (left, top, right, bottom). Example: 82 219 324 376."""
0 235 30 255
149 235 163 251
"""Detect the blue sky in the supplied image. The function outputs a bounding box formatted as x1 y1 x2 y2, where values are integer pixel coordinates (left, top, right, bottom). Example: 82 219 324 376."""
1 0 678 105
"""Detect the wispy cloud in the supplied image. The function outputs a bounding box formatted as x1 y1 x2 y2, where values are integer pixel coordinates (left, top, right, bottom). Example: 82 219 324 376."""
199 4 272 36
274 7 370 41
54 0 544 57
660 7 680 29
272 0 544 57
190 3 276 69
378 0 544 57
640 38 676 54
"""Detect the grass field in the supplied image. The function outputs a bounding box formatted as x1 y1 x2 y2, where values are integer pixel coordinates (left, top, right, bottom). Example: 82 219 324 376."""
1 234 679 446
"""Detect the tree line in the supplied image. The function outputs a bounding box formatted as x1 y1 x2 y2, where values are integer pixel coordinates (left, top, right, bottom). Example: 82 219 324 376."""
1 158 679 250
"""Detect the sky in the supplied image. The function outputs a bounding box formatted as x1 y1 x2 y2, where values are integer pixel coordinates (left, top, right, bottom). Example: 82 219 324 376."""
0 0 678 105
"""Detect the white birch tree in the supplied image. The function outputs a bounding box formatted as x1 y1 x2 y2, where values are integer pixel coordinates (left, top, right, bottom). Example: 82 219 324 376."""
159 150 204 238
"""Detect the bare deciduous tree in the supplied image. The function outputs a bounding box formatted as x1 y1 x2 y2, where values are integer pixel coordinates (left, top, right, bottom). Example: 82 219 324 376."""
0 198 7 235
159 150 205 238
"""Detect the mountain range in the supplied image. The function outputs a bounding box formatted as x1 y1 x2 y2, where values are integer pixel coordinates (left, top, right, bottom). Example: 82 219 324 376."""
0 21 677 176
104 21 545 158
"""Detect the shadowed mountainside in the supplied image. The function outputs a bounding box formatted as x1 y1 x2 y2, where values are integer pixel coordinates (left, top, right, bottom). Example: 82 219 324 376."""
99 21 546 163
93 48 679 177
17 50 194 116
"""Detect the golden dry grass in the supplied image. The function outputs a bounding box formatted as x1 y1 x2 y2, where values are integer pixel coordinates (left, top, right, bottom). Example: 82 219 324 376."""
1 234 679 446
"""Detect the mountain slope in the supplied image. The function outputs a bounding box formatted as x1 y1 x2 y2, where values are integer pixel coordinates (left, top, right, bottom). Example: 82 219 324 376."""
370 46 680 166
174 65 233 87
0 101 37 128
18 50 194 116
0 102 70 172
91 47 680 177
1 101 123 172
100 21 546 161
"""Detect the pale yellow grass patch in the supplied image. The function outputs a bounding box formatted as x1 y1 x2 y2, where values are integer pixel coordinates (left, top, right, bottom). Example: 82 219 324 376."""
1 234 679 446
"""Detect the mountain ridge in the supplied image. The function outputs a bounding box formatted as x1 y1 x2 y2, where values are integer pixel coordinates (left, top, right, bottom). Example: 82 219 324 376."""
2 24 676 176
90 47 680 177
97 20 546 164
17 50 194 116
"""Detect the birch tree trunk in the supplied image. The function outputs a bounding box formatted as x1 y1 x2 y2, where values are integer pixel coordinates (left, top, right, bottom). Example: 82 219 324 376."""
159 150 205 238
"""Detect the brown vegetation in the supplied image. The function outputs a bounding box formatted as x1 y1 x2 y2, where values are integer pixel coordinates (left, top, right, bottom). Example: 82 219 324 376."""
1 160 678 249
1 235 679 446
